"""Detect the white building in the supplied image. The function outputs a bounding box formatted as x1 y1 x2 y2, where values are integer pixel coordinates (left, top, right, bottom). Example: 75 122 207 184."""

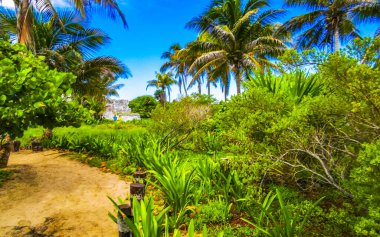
103 99 140 121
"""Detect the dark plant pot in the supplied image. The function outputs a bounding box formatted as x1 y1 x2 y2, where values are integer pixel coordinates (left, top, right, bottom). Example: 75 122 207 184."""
13 140 21 152
0 143 11 168
133 171 147 184
31 141 43 152
117 204 133 237
130 183 145 207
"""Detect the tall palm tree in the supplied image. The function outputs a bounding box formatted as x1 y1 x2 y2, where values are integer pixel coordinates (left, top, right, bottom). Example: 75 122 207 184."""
187 10 285 94
0 0 126 45
161 44 189 96
279 0 379 52
146 72 177 105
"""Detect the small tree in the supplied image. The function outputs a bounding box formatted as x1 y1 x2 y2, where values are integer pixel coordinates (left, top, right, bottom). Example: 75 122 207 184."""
129 95 158 118
0 40 89 167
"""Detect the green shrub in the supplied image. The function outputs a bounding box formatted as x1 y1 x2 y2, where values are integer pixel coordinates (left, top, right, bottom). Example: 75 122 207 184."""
197 199 232 225
129 95 158 118
0 39 89 139
350 140 380 236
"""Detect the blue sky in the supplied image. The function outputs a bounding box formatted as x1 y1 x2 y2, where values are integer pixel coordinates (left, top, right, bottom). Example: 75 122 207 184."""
1 0 378 101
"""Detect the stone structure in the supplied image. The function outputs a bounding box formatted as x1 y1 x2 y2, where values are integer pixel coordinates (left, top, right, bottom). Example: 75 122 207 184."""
103 99 140 121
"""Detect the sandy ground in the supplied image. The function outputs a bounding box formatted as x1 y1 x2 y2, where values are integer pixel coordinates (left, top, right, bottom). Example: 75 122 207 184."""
0 150 129 237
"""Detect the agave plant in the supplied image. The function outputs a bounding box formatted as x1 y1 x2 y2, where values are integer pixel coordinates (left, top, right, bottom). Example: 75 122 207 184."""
248 70 323 104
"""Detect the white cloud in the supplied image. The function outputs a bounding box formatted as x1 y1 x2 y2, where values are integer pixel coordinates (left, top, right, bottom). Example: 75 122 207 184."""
1 0 70 9
0 0 15 8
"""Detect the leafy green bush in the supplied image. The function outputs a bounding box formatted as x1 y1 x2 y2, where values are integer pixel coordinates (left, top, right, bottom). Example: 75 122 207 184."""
129 95 158 118
350 140 380 236
151 94 216 150
0 39 89 138
197 199 232 225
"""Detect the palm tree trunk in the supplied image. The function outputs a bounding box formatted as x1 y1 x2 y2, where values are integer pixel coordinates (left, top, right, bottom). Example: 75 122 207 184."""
17 0 30 44
198 78 202 94
334 25 340 52
161 86 167 105
207 80 211 96
234 68 242 94
183 74 188 96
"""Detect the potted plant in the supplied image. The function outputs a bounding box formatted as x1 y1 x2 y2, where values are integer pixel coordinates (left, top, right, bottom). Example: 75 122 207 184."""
31 138 43 152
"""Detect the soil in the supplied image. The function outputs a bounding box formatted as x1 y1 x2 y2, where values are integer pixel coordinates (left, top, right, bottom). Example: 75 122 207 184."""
0 150 129 237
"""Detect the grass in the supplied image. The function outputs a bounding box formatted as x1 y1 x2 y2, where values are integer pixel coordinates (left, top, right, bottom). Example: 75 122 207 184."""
0 170 14 187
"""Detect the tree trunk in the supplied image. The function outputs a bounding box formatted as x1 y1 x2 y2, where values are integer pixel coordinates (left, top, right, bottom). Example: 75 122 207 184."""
17 0 30 44
198 78 202 94
0 143 11 168
207 80 211 96
183 74 188 96
334 25 340 52
161 87 166 106
235 67 242 94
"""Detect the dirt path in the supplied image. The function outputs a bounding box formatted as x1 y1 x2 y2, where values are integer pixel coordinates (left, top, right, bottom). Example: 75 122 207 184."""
0 150 129 237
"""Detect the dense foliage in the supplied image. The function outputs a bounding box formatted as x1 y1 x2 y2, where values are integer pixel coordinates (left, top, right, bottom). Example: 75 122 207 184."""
24 36 380 236
2 0 380 235
0 39 88 138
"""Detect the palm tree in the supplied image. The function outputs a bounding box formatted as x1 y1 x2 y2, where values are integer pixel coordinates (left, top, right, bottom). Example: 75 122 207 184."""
187 0 283 33
0 0 126 45
146 72 178 105
0 8 110 68
279 0 379 52
186 10 285 94
351 1 380 37
161 44 189 96
0 7 130 103
73 56 130 99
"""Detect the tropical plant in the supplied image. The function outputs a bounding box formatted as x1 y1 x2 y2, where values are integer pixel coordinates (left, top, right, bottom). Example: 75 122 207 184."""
186 0 286 94
161 44 190 95
0 7 130 106
242 189 324 237
109 196 170 237
0 39 89 139
1 0 126 46
109 196 224 237
146 155 196 227
73 56 129 100
279 0 379 52
248 70 324 104
147 72 177 104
